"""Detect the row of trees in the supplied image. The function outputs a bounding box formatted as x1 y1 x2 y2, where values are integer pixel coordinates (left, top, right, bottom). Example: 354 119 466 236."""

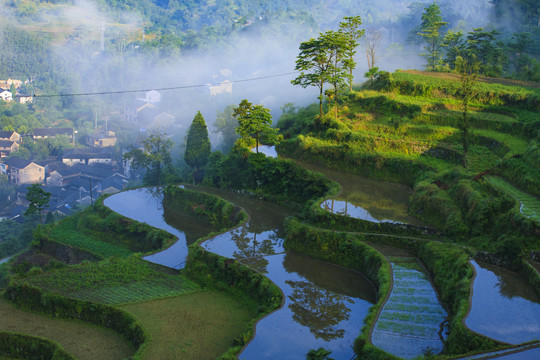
418 2 537 79
123 99 277 185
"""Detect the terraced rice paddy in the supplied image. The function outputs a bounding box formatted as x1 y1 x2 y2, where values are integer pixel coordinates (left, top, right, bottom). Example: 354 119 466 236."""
371 259 447 359
487 176 540 222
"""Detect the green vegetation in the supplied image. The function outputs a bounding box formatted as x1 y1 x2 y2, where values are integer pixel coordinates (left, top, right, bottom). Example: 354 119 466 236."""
14 256 199 305
233 99 278 153
185 111 211 172
121 291 257 360
0 332 75 360
0 297 136 360
487 176 540 222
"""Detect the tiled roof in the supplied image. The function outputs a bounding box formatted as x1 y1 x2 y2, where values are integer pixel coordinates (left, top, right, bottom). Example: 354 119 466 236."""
4 156 32 169
33 128 73 137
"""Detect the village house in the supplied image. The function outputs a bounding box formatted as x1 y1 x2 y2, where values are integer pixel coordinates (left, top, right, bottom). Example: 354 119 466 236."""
0 140 19 158
16 94 33 104
2 157 45 184
86 130 117 148
32 128 74 141
62 148 113 166
0 90 12 102
0 131 21 143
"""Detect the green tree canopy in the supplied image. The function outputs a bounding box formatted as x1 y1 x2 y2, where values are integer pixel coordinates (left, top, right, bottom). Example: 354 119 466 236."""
123 128 173 186
233 99 278 153
339 16 365 91
292 30 351 118
24 183 51 223
185 110 211 170
418 3 448 71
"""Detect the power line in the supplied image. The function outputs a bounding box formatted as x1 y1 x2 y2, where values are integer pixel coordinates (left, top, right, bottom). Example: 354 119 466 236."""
33 71 298 98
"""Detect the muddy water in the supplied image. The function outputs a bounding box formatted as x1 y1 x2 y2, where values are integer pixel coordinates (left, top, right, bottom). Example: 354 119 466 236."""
189 185 377 359
465 260 540 344
104 188 216 269
291 160 425 226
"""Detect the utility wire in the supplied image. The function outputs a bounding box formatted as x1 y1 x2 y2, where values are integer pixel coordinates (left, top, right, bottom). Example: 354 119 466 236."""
33 71 298 98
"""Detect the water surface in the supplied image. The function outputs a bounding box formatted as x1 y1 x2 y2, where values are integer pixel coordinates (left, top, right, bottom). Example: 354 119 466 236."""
465 260 540 344
191 185 377 359
104 188 215 269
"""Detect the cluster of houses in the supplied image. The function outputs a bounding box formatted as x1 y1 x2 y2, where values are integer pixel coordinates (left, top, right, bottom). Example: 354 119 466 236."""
0 79 33 104
0 129 126 220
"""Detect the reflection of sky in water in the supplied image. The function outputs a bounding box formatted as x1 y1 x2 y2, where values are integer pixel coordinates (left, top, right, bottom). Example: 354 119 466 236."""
104 188 188 270
203 225 375 359
0 256 12 265
466 261 540 344
252 145 277 158
321 199 397 223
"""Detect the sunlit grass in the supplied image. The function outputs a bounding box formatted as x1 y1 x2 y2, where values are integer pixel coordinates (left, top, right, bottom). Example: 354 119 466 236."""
487 176 540 221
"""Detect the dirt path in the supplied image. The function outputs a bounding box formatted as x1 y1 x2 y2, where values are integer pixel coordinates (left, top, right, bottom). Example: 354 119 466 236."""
0 298 134 360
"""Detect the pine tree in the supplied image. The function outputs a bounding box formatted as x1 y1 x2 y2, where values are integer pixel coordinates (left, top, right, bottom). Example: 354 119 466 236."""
185 111 211 171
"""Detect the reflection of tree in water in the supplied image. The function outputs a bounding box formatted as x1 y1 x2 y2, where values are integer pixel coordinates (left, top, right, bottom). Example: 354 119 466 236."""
144 187 165 210
231 226 280 273
286 279 353 341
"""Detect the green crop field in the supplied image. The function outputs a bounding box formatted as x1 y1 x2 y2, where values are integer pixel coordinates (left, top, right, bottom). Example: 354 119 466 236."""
18 257 200 305
487 176 540 222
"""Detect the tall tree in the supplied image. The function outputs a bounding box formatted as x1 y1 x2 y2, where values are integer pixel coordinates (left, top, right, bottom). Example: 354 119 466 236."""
364 28 382 80
442 30 466 70
123 129 173 186
25 183 51 223
418 3 448 71
466 28 504 76
339 16 365 91
292 31 350 118
233 99 277 153
455 56 479 168
185 111 211 171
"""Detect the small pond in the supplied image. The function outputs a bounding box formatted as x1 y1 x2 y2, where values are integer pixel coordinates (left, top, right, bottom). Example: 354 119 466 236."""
465 260 540 344
191 185 377 359
104 188 216 269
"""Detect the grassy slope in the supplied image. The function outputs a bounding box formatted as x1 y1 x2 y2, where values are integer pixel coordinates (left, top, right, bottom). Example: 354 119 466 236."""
121 291 257 360
0 297 134 360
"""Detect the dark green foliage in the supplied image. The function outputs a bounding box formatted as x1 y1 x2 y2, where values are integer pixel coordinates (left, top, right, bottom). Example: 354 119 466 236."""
233 100 278 153
25 184 52 223
0 332 76 360
0 221 34 259
123 129 173 186
163 186 247 229
307 347 334 360
205 150 336 209
4 284 148 352
185 111 211 171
